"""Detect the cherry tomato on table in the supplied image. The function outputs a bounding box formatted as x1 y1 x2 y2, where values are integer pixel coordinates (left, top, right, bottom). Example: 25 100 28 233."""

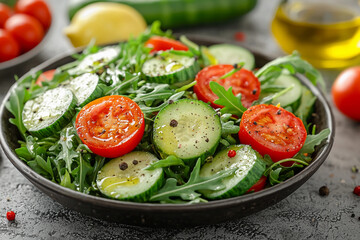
239 104 307 165
145 36 188 53
35 69 56 86
0 3 12 28
332 66 360 121
15 0 52 30
5 13 44 52
194 64 260 108
76 95 145 158
0 29 20 62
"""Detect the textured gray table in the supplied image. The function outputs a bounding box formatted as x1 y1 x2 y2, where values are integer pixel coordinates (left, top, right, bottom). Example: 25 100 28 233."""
0 1 359 239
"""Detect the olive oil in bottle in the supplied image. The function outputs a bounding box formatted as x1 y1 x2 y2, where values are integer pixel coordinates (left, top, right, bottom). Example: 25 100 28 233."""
271 1 360 68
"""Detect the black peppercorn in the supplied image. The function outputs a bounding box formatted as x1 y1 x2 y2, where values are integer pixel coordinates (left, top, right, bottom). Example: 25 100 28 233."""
170 119 178 127
319 186 329 196
351 213 355 218
119 162 128 171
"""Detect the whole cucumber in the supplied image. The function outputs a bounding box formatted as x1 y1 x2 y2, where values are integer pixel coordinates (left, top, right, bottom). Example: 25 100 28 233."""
68 0 257 29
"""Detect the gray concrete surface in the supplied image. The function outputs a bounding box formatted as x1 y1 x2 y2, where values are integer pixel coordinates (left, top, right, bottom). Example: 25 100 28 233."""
0 0 359 239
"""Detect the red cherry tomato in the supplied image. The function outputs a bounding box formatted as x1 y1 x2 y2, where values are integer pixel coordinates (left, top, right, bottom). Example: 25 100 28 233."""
332 66 360 121
5 13 44 52
247 176 267 193
15 0 51 30
35 69 55 86
0 3 12 28
0 29 20 62
194 64 260 108
76 95 145 158
239 104 307 164
145 36 188 53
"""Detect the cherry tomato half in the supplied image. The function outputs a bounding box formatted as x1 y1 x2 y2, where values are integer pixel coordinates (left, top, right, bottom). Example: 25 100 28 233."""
332 66 360 121
5 13 44 52
239 104 307 164
35 69 55 86
145 36 188 53
15 0 51 30
76 95 145 158
0 3 12 28
246 176 267 193
0 29 20 62
194 64 260 108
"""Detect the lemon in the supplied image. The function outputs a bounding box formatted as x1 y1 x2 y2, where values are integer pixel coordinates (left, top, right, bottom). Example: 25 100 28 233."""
64 2 147 48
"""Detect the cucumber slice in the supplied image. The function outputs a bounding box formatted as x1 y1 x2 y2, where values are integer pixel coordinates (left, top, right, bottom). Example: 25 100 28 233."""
271 74 303 110
62 73 104 107
199 145 266 200
208 44 255 70
295 86 316 121
96 151 164 202
69 46 119 74
153 99 222 164
142 53 200 84
22 88 77 138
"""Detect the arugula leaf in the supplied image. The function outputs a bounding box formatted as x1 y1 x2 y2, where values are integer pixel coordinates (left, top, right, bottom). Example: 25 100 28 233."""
5 86 29 140
150 159 236 203
35 155 54 180
220 113 240 137
145 155 186 170
55 126 80 174
210 81 247 117
295 128 331 157
264 158 309 186
255 52 325 90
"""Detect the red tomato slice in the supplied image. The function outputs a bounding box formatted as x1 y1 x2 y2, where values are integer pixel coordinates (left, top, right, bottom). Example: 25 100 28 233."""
35 69 55 86
238 104 307 164
76 95 145 158
246 176 267 193
194 64 260 108
145 36 188 53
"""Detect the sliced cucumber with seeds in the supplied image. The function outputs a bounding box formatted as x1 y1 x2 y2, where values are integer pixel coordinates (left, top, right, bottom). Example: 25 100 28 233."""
22 88 77 138
199 145 266 200
62 73 104 107
142 53 200 84
271 74 303 110
153 99 222 165
208 44 255 70
96 151 164 202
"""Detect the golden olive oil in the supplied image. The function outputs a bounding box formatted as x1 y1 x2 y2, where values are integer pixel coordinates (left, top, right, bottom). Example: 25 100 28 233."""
271 1 360 68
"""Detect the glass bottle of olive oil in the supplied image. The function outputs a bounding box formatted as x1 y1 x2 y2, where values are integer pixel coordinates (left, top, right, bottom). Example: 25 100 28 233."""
271 0 360 69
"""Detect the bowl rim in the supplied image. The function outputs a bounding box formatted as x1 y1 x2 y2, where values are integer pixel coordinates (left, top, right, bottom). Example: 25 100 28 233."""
0 37 335 213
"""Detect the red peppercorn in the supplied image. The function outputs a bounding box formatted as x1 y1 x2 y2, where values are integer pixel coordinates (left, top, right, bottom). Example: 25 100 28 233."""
6 211 15 221
228 150 236 158
234 32 246 42
353 185 360 196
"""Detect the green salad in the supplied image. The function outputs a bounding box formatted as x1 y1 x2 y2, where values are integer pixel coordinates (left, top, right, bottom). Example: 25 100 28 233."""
6 22 330 204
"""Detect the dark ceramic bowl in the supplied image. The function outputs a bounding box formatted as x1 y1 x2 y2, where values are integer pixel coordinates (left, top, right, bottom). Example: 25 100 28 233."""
0 36 335 227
